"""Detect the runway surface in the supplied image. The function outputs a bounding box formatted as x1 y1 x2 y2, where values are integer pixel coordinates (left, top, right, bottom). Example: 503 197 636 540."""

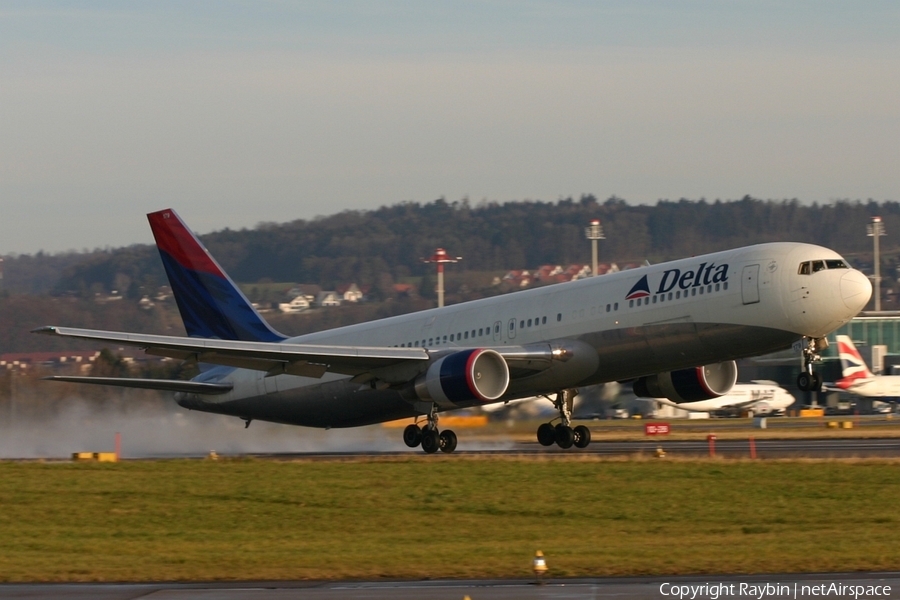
241 437 900 461
3 572 898 600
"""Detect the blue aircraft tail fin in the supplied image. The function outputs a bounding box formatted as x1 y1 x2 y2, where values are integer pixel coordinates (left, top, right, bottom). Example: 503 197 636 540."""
147 209 286 342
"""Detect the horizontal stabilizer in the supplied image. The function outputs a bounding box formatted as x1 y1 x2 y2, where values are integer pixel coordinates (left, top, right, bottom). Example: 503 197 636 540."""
41 376 233 395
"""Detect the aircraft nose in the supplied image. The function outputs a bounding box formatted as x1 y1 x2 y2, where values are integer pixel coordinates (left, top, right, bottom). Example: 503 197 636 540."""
841 269 872 312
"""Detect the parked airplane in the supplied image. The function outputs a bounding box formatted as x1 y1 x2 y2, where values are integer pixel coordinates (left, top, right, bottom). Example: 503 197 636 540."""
488 381 795 419
835 335 900 397
656 382 796 416
35 209 870 452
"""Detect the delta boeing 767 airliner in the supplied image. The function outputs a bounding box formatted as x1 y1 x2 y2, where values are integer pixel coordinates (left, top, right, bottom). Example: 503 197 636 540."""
36 209 871 453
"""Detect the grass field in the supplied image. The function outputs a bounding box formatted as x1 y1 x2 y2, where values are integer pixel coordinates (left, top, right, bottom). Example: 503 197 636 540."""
1 457 899 582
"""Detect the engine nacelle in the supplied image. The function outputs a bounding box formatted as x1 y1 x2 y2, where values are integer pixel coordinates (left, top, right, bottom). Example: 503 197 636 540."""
633 361 738 403
414 349 510 408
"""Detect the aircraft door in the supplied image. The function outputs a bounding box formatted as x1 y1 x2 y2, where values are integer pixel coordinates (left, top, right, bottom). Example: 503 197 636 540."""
742 264 760 305
493 321 502 342
507 318 517 340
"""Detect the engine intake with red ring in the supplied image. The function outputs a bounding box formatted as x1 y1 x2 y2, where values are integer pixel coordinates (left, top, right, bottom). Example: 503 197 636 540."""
633 360 738 403
414 349 510 408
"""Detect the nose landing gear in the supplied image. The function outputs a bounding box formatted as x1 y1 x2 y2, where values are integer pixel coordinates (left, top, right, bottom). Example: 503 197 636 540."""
797 336 827 392
797 371 822 393
535 389 592 449
402 405 457 454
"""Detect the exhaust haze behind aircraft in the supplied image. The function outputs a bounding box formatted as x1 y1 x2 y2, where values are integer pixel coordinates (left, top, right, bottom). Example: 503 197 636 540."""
36 209 871 452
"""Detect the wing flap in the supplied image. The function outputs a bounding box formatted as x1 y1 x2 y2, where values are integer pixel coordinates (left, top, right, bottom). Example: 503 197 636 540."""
144 348 285 373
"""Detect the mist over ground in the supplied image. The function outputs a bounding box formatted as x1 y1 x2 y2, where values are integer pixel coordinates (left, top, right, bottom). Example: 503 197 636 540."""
0 385 518 458
0 393 416 459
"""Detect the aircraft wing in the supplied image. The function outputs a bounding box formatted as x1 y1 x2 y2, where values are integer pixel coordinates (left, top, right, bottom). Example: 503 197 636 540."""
35 325 565 382
34 326 429 378
40 376 233 395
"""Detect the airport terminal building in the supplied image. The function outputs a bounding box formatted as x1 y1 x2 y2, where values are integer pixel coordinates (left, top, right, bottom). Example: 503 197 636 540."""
836 313 900 366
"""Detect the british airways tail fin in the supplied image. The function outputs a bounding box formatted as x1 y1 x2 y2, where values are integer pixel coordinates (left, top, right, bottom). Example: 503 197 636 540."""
836 335 874 385
147 209 286 342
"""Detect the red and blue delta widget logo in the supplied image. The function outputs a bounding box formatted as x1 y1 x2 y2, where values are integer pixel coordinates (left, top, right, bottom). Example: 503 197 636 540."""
625 262 730 301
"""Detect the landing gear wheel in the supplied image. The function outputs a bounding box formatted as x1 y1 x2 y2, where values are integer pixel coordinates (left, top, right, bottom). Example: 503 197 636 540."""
797 372 812 392
403 424 422 448
537 423 556 447
812 372 823 392
555 424 575 449
421 429 440 454
439 430 458 453
573 425 591 448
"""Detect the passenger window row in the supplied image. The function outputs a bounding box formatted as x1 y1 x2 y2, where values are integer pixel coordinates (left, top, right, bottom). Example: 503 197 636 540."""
516 315 548 329
399 322 502 348
397 315 551 349
569 303 619 321
627 282 728 308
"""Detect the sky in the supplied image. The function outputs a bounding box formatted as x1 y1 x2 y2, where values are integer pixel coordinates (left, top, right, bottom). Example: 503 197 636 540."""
1 1 898 254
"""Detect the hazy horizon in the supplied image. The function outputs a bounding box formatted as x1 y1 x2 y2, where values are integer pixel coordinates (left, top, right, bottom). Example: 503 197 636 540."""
2 1 898 254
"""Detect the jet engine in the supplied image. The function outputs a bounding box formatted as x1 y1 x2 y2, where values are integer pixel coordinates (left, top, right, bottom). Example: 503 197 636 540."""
413 349 510 408
633 361 738 403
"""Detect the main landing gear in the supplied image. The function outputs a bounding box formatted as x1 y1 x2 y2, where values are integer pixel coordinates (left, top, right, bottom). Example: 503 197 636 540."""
797 336 826 392
536 389 591 450
402 405 457 454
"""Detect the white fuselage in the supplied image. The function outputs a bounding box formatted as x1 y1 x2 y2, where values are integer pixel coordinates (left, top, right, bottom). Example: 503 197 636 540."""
657 383 796 414
185 242 869 427
840 378 900 398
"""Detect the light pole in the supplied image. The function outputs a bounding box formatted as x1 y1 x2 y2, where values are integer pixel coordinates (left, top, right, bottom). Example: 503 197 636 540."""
867 216 886 312
423 248 461 308
584 220 605 277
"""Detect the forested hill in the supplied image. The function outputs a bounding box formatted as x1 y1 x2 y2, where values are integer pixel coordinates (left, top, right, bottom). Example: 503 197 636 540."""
5 195 899 296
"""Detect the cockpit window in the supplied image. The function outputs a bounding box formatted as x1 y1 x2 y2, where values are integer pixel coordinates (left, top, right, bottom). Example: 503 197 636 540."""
798 259 850 275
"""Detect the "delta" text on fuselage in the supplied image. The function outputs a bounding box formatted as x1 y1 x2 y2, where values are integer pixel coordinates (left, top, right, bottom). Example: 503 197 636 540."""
656 262 729 294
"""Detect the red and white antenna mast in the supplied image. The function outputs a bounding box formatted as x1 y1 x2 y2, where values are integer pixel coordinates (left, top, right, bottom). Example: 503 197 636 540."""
422 248 461 308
